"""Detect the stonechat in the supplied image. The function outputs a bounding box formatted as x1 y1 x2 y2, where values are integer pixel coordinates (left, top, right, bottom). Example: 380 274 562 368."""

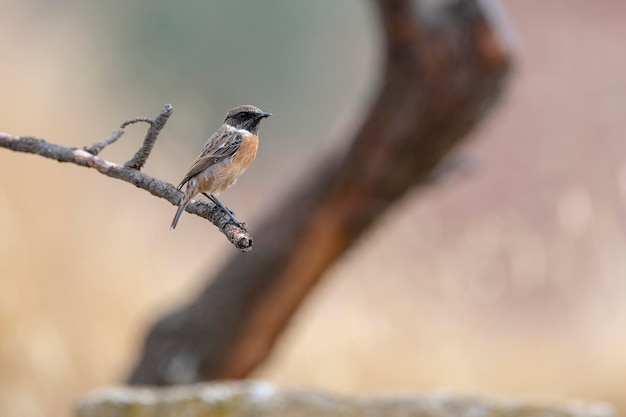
171 105 272 229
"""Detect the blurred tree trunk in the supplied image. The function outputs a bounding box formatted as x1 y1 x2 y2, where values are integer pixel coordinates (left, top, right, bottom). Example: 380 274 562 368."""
128 0 515 385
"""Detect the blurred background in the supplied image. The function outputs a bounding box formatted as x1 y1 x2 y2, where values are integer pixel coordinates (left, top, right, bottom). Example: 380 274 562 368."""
1 0 626 416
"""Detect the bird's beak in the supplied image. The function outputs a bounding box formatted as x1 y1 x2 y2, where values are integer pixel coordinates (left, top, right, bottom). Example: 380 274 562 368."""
259 112 272 118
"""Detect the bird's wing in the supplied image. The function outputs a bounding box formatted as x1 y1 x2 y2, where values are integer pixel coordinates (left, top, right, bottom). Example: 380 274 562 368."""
177 126 243 189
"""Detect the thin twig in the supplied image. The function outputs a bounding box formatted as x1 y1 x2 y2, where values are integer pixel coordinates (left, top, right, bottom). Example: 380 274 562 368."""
124 104 173 170
120 117 154 129
0 127 254 252
84 130 124 156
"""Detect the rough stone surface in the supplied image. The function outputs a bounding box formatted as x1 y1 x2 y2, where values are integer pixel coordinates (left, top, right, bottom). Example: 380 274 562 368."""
76 381 618 417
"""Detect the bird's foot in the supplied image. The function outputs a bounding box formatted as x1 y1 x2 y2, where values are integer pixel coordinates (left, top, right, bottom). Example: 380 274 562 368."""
203 193 245 227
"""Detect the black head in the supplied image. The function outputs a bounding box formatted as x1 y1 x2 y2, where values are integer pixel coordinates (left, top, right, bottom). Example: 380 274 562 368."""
224 105 272 135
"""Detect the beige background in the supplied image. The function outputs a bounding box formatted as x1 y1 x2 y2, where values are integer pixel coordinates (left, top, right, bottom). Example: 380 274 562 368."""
1 1 625 416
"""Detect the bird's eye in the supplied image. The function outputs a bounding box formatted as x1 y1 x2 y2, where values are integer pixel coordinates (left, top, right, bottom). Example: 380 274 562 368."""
237 112 248 121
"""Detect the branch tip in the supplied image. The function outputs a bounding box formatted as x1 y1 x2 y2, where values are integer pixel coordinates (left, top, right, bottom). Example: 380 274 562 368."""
0 132 19 141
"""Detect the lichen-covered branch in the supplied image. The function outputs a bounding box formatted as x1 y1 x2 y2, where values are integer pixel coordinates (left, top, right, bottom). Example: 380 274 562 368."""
0 105 254 252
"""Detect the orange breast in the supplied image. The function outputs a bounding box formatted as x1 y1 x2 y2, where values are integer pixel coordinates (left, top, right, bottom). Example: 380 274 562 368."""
231 133 259 171
201 133 259 195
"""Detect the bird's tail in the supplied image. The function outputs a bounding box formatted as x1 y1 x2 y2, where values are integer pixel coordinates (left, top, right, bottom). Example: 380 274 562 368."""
170 200 189 230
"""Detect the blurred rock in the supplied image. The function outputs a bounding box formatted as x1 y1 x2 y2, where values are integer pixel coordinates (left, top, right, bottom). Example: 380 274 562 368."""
76 381 617 417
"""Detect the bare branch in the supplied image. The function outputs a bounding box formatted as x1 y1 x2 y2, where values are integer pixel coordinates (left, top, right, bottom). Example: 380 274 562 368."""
0 105 254 252
84 130 124 156
124 104 173 170
120 117 154 128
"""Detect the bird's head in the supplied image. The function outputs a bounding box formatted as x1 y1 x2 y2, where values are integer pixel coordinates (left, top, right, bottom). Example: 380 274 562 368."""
224 105 272 134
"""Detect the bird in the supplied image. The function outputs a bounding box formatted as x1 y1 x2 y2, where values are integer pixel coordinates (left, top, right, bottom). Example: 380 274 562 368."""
170 105 272 230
